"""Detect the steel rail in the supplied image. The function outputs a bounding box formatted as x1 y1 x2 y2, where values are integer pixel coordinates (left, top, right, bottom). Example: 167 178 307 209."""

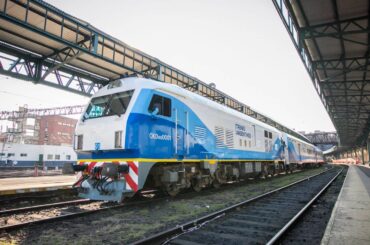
0 168 330 235
0 203 126 233
0 191 171 233
0 199 91 216
266 167 343 244
131 167 337 245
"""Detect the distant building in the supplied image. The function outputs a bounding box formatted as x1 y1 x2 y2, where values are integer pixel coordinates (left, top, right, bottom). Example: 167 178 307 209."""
4 107 77 146
7 114 40 145
0 133 7 143
38 115 77 146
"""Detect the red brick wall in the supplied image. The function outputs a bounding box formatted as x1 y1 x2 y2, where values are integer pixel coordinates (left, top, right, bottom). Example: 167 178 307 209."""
38 115 77 146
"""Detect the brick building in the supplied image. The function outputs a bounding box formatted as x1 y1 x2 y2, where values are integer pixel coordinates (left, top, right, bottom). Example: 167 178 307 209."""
38 115 77 146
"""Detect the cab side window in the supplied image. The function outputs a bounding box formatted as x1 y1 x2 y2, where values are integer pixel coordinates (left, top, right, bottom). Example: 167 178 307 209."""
148 94 171 117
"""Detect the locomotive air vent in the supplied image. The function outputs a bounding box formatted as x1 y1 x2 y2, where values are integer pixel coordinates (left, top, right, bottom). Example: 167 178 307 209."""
225 129 234 149
194 126 206 144
214 126 225 148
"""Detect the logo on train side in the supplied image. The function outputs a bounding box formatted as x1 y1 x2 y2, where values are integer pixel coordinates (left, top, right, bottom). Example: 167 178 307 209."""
149 133 172 141
235 124 251 138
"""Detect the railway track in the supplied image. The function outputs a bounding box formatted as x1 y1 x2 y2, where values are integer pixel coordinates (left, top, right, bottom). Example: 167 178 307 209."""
0 188 173 233
133 166 343 245
0 200 124 233
0 167 325 237
0 199 91 216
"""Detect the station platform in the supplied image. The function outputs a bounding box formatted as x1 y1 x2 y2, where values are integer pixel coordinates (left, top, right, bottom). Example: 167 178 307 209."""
322 165 370 245
0 175 76 196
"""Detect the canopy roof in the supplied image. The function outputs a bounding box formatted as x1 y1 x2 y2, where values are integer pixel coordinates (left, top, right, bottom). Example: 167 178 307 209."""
0 0 310 142
273 0 370 146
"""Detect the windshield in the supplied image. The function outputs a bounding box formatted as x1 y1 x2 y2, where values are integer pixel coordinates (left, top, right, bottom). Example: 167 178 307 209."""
83 90 134 120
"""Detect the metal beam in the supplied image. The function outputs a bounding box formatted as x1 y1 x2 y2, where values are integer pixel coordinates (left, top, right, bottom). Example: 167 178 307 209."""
0 105 86 120
273 0 370 147
301 14 370 46
0 0 318 143
0 42 103 97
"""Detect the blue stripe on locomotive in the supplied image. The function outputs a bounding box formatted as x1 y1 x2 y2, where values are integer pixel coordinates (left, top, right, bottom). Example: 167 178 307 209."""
79 89 286 161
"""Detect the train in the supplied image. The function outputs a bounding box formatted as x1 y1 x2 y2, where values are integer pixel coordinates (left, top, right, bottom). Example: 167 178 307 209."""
73 78 324 202
0 143 77 167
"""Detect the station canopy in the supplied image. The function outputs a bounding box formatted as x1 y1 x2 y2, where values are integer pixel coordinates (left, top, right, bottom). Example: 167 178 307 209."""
0 0 311 142
273 0 370 147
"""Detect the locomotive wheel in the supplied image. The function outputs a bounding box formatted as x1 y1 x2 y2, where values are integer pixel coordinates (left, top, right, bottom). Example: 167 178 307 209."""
165 184 180 197
212 179 221 189
192 183 202 192
192 179 202 192
192 175 203 192
271 167 276 177
167 189 180 197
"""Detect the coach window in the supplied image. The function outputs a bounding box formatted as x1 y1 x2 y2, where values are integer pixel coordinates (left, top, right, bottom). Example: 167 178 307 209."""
264 130 268 138
20 153 27 157
252 125 256 146
148 94 171 117
269 132 272 139
47 154 53 160
66 155 71 160
55 155 60 160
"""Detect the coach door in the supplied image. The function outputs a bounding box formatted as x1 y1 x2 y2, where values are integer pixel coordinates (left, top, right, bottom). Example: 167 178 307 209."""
174 108 187 159
283 134 290 165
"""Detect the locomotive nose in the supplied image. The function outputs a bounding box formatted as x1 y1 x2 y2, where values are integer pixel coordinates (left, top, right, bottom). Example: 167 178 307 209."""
75 116 126 151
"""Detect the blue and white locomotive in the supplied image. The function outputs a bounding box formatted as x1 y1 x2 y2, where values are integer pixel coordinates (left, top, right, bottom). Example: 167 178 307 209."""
73 78 324 202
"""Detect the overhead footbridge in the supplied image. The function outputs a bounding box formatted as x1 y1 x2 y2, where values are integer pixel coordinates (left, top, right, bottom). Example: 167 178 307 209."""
0 0 309 142
273 0 370 160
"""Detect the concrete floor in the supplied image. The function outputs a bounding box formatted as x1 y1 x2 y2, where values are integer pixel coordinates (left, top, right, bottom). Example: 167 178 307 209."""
322 165 370 245
0 175 76 195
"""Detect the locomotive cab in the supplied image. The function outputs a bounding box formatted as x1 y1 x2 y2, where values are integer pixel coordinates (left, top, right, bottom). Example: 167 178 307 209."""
74 80 136 152
73 78 180 202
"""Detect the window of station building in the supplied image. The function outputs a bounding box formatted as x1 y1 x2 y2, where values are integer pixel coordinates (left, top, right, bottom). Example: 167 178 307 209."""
148 94 171 117
55 154 60 160
20 153 27 157
66 155 71 160
26 118 35 126
25 129 34 136
47 154 53 160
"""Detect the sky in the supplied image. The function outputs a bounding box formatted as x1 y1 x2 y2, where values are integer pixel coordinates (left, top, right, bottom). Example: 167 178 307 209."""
0 0 335 133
